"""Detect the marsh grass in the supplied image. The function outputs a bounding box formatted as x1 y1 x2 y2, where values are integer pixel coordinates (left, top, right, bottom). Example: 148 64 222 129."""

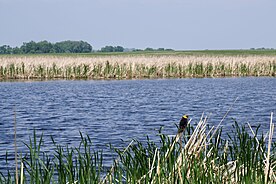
0 54 275 80
0 130 104 184
1 114 275 184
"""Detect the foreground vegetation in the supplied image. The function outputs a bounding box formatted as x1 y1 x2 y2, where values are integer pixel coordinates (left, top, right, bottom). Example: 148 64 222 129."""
0 51 275 80
1 114 275 183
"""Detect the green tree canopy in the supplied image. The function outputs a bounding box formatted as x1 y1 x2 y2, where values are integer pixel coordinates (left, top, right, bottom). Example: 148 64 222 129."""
5 40 93 54
54 41 92 53
100 46 124 52
145 47 154 51
0 45 13 54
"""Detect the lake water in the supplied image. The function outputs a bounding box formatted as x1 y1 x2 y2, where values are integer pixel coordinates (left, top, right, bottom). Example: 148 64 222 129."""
0 77 275 169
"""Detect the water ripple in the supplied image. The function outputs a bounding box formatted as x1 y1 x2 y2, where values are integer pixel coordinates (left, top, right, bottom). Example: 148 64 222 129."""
0 77 275 169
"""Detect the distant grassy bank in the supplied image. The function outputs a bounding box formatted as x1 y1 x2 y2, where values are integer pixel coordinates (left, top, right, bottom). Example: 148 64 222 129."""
0 50 275 80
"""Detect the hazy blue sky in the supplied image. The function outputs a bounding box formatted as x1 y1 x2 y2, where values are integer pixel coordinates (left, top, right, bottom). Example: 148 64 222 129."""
0 0 275 50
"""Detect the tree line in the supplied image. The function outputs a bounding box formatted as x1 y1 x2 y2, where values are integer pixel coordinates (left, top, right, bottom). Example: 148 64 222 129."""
0 40 174 54
0 40 92 54
99 46 174 52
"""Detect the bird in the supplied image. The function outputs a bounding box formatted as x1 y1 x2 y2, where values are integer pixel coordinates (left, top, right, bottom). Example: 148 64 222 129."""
178 114 189 133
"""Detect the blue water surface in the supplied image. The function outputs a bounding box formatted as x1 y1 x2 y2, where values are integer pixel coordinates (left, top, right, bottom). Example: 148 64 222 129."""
0 77 275 169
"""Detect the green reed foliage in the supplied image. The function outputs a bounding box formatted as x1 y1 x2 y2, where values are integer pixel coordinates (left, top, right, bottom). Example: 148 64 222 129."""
0 121 275 183
0 130 103 184
103 122 274 183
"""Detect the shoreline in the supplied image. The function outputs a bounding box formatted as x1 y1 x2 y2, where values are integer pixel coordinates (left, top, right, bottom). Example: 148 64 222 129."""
0 76 275 83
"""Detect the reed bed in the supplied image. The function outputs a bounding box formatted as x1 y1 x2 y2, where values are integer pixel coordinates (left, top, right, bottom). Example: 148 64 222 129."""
0 113 275 183
0 54 275 79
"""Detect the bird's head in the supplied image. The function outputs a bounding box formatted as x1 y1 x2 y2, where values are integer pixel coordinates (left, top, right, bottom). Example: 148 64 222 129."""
182 115 189 119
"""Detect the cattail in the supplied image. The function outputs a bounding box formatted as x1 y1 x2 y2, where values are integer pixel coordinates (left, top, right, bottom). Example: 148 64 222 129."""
0 54 275 79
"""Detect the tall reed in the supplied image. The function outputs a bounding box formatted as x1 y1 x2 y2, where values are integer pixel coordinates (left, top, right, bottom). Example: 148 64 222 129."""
0 54 275 79
0 114 275 183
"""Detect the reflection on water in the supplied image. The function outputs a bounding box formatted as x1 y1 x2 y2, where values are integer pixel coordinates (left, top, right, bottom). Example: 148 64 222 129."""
0 77 275 168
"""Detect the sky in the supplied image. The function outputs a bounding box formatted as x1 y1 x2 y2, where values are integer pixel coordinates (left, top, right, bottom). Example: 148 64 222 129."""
0 0 276 50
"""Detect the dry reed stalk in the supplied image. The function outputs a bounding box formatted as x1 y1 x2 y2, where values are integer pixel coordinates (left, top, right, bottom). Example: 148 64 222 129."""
103 111 275 183
101 140 134 184
209 97 239 144
265 112 275 183
0 55 275 79
149 115 208 183
248 116 276 184
14 108 18 184
136 148 158 184
20 160 23 184
146 115 207 183
174 117 227 182
247 121 276 183
149 148 158 179
180 116 208 178
209 113 275 184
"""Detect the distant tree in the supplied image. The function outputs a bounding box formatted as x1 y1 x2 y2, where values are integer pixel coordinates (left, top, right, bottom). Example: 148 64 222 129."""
256 47 266 50
100 46 124 52
53 42 64 53
157 48 165 51
53 41 92 53
100 46 114 52
114 46 124 52
36 41 53 53
133 49 143 52
0 40 92 54
72 41 92 53
20 41 39 53
12 47 22 54
145 47 154 51
0 45 13 54
165 48 174 51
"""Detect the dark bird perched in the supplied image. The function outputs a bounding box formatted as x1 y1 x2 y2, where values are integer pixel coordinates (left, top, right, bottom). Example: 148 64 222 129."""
178 115 189 133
